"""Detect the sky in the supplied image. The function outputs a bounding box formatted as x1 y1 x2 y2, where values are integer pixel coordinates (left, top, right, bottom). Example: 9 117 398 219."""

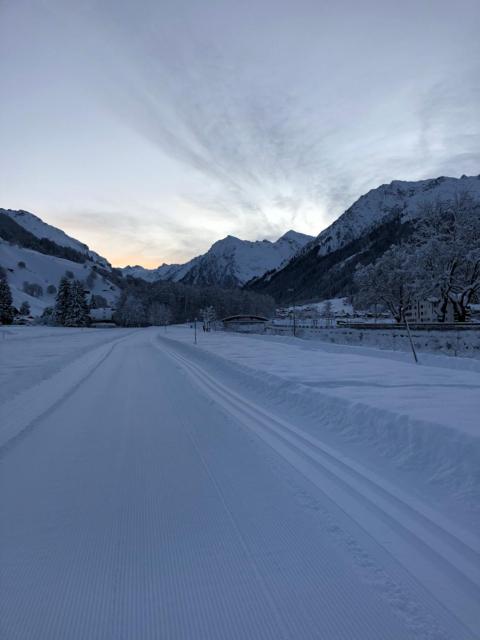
1 0 479 268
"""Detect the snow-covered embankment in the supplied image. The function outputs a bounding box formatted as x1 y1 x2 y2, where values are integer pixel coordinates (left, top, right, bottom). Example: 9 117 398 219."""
161 327 480 517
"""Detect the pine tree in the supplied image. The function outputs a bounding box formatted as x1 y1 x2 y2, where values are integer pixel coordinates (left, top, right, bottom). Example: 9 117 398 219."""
65 280 90 327
54 277 72 326
0 275 14 324
19 301 31 316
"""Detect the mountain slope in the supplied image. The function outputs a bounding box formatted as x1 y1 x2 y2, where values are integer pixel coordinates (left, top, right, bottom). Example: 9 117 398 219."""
0 239 120 315
1 209 110 267
122 230 313 288
248 175 480 303
0 209 120 314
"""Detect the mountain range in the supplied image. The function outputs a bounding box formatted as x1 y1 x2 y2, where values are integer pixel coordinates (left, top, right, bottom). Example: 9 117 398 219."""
247 174 480 303
122 230 313 288
1 174 479 315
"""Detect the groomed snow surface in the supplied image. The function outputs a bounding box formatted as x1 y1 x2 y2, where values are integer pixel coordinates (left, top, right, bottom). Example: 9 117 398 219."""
1 326 479 640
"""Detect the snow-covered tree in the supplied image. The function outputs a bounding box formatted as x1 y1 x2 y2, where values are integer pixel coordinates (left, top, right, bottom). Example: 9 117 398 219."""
355 192 480 323
321 300 332 315
116 293 146 327
412 193 480 321
354 245 416 322
148 302 171 326
200 306 216 331
0 274 14 324
39 306 55 325
19 301 31 316
320 300 334 326
65 280 90 327
54 277 72 325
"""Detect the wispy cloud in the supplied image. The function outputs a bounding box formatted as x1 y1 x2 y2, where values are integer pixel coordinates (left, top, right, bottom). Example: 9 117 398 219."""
2 0 479 266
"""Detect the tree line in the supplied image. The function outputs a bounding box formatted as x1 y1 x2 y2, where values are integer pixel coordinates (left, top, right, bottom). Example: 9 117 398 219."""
0 262 275 327
114 277 275 327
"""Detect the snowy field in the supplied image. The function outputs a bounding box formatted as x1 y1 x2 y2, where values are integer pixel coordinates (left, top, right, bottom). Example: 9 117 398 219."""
267 322 480 359
1 326 479 639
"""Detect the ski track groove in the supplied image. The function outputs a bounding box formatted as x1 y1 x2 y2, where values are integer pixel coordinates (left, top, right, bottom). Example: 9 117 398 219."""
179 410 292 640
162 342 480 639
0 330 136 455
100 345 290 640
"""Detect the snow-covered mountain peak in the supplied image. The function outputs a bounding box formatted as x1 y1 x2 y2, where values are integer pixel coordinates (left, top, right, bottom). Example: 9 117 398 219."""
247 174 480 303
121 229 314 287
314 174 480 257
179 230 313 287
209 235 244 253
278 229 312 244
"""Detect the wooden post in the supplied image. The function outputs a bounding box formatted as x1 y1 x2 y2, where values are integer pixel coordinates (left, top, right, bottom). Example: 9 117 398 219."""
404 316 419 364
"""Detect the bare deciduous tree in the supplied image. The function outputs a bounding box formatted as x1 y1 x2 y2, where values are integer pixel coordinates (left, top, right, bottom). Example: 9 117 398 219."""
413 192 480 321
354 246 416 322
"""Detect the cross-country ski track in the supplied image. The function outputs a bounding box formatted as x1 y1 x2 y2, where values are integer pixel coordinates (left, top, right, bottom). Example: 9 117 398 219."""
1 328 479 639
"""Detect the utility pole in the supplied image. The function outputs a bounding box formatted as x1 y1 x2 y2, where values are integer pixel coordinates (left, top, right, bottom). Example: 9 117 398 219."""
194 317 197 344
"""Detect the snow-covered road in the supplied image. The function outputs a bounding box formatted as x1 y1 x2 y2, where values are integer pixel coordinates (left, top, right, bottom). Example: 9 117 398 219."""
1 328 479 639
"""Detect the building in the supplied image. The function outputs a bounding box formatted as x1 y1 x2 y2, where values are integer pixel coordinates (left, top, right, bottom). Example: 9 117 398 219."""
222 315 269 333
405 299 455 323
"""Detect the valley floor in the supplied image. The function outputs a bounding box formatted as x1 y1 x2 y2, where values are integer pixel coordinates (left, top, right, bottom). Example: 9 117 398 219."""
1 326 479 639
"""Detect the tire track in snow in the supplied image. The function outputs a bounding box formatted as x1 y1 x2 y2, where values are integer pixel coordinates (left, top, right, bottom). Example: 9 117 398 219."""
0 330 136 452
164 344 480 639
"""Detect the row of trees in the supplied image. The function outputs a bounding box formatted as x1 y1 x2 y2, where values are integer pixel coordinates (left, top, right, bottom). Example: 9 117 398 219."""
1 262 275 328
354 193 480 322
114 294 172 327
114 278 275 327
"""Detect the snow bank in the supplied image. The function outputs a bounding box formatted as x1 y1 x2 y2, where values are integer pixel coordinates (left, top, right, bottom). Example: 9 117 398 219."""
162 327 480 512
